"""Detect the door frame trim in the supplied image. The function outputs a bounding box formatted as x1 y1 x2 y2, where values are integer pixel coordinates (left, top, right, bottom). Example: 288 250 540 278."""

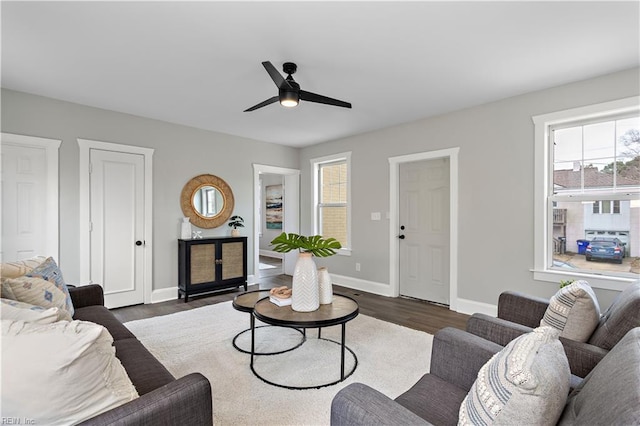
1 132 61 262
253 164 300 279
389 147 459 311
78 138 154 303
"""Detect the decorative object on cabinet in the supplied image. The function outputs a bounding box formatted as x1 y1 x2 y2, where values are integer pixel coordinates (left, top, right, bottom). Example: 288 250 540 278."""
228 215 244 237
180 174 234 229
180 217 192 239
270 232 341 312
178 237 247 302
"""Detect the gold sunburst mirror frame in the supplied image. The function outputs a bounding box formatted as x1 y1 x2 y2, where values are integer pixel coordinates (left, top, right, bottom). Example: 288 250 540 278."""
180 174 235 229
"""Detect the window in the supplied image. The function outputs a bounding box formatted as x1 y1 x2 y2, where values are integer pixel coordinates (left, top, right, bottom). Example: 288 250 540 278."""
312 152 351 254
534 97 640 288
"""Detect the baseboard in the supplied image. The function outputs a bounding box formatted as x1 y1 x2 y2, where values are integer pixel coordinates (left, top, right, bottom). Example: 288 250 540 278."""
259 250 283 259
456 298 497 316
151 287 178 304
331 273 395 298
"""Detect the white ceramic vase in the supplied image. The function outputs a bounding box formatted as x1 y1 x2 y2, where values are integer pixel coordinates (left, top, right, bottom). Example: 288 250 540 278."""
291 252 319 312
180 217 192 239
318 267 333 304
231 228 240 237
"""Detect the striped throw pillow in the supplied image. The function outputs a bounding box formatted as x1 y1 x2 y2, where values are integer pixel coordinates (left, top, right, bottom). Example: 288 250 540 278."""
540 280 600 342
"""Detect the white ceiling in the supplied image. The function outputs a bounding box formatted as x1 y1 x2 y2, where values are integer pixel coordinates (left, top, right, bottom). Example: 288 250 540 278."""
2 1 638 147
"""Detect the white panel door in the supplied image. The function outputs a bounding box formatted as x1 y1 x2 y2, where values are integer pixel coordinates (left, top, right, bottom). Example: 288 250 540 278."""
399 158 450 304
90 149 145 308
1 134 60 263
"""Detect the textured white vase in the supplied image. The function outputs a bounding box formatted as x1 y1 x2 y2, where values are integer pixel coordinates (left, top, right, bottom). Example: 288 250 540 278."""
318 267 333 304
231 228 240 237
291 252 319 312
180 217 192 239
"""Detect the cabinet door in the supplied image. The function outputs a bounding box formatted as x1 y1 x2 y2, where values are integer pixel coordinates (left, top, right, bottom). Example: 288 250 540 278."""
221 240 245 281
190 243 217 285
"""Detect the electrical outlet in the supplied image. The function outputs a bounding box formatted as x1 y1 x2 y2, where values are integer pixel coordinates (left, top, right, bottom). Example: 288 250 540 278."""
355 263 361 271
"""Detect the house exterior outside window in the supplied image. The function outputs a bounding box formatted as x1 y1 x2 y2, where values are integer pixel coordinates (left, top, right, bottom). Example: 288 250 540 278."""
311 152 351 254
534 97 640 288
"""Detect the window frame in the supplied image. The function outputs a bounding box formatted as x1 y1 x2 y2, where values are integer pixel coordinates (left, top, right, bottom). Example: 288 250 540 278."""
311 151 352 255
532 96 640 291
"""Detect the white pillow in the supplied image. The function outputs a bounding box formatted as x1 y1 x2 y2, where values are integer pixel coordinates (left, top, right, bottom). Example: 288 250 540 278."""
540 280 600 342
1 319 139 425
459 326 570 425
0 298 65 324
1 276 72 321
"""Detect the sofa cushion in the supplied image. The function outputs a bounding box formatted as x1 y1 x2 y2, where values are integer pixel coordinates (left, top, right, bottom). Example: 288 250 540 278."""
1 276 72 321
559 327 640 425
1 319 138 425
395 373 467 426
458 326 570 425
25 256 74 317
540 280 600 342
588 282 640 350
73 305 136 341
114 338 175 396
0 298 66 324
0 255 47 279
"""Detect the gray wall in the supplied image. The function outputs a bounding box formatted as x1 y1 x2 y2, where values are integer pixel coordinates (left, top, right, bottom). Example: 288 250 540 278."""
2 67 638 309
299 67 640 309
0 88 299 291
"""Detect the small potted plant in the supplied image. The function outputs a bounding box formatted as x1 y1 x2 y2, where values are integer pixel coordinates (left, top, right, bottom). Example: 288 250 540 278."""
270 232 341 311
228 215 244 237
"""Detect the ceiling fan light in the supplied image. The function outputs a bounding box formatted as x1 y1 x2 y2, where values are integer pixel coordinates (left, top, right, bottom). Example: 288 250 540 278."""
280 90 299 107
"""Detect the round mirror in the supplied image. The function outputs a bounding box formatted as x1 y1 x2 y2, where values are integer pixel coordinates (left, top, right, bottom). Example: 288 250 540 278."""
180 174 234 229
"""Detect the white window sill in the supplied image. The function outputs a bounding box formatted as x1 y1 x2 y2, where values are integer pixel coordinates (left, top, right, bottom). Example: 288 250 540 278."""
531 268 635 291
336 248 352 256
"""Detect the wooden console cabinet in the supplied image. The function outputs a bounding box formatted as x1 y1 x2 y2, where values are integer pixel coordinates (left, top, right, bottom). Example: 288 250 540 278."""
178 237 247 302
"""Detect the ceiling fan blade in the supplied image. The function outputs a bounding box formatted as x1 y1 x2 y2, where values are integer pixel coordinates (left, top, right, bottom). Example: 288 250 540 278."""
299 90 352 109
262 61 292 90
244 96 279 112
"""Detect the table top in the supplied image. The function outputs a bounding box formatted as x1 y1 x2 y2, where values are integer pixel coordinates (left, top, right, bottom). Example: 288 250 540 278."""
254 294 359 328
232 290 272 313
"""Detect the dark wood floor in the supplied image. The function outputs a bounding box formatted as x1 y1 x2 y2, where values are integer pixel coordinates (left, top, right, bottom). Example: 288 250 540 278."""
112 274 469 335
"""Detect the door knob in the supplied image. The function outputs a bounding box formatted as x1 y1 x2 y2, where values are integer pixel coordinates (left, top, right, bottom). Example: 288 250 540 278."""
135 240 143 246
398 235 405 240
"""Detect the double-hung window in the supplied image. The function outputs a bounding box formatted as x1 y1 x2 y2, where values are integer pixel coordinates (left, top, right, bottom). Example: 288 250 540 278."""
312 152 351 254
534 97 639 288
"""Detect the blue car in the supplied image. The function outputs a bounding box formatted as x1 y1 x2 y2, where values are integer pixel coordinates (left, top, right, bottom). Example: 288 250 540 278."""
585 237 626 264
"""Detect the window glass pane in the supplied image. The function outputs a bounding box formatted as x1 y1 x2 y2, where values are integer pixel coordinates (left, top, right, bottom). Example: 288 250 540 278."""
551 199 637 279
321 162 347 203
583 121 614 161
616 117 640 188
319 206 347 246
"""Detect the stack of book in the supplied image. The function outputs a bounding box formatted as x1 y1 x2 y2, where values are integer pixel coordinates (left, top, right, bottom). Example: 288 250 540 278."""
269 285 292 307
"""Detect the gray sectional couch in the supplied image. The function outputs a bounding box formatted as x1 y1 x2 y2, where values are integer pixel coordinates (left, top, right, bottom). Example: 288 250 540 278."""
331 327 640 425
69 285 213 425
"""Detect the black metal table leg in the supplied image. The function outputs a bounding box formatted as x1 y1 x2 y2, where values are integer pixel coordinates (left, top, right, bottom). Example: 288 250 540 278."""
341 323 346 380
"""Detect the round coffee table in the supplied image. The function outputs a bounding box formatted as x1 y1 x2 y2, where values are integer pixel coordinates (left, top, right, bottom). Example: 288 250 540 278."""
250 294 359 389
232 290 304 355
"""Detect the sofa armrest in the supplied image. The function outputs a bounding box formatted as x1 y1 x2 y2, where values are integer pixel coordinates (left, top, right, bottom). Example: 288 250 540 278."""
68 284 105 309
560 337 609 379
497 291 549 327
466 313 533 346
429 327 502 392
78 373 212 426
331 383 431 426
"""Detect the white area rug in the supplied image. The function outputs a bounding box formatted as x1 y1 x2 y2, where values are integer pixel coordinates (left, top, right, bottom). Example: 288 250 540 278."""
125 301 432 425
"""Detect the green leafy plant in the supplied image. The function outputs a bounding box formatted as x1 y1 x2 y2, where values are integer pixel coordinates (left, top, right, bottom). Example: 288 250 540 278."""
228 215 245 229
559 279 575 288
270 232 342 257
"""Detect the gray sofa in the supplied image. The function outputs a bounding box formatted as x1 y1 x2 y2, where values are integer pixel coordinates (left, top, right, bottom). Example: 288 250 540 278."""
69 285 213 425
331 327 640 425
466 282 640 378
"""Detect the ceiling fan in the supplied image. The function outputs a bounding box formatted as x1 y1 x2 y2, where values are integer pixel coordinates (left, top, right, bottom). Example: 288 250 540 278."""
244 61 352 112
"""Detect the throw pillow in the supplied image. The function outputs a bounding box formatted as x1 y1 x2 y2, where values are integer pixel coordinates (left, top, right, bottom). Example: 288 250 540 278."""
25 256 74 317
540 280 600 342
0 298 65 324
0 255 47 279
458 326 570 426
1 319 139 425
1 276 72 321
